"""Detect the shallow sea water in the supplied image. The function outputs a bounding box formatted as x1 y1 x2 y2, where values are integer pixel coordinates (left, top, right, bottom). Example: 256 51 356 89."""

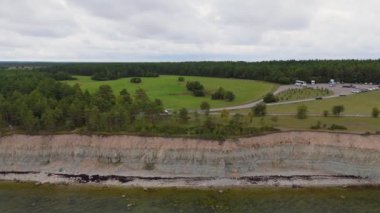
0 182 380 213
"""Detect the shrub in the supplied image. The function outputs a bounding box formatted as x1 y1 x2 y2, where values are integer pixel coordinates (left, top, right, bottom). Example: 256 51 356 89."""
224 91 235 102
211 87 225 100
332 105 345 116
252 103 267 117
211 87 235 101
130 77 142 83
328 124 347 130
154 99 163 106
186 81 204 91
178 108 189 123
200 101 210 115
310 121 321 129
186 81 205 97
372 107 379 118
296 105 308 119
193 89 205 97
323 110 329 117
263 93 278 103
220 109 230 120
178 76 185 82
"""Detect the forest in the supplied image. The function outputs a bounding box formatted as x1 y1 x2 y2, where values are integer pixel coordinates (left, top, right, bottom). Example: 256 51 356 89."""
38 60 380 84
0 70 272 139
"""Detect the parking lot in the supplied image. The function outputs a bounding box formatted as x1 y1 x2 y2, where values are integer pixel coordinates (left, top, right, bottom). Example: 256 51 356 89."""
276 83 379 96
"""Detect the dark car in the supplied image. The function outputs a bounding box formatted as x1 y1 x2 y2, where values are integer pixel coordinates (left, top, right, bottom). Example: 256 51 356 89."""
315 96 323 100
342 84 353 88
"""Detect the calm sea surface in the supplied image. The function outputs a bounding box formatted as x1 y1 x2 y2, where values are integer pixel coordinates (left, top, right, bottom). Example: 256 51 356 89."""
0 182 380 213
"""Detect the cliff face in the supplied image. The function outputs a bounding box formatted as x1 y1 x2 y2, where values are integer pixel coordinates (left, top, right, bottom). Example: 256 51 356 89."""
0 132 380 179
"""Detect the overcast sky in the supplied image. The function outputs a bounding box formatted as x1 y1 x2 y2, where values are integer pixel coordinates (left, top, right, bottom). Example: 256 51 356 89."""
0 0 379 61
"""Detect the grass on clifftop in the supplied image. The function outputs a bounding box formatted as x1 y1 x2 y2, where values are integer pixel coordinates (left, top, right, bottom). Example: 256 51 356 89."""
251 116 380 133
268 90 380 115
65 75 277 110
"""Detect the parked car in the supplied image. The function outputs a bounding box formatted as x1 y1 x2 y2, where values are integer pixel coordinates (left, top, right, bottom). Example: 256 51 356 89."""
342 84 353 88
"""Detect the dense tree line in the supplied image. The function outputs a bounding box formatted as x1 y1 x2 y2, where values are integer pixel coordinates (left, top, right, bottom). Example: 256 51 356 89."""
38 60 380 83
0 71 163 133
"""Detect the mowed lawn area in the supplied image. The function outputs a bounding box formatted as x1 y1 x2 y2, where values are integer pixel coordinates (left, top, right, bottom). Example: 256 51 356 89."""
268 90 380 115
65 75 277 110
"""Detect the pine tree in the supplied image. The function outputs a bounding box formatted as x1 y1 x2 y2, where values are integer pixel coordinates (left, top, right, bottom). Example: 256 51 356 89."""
93 85 115 112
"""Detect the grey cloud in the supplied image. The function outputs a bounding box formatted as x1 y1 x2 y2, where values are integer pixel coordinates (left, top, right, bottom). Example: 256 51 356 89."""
210 0 316 30
0 0 379 61
0 0 78 38
69 0 185 20
69 0 214 44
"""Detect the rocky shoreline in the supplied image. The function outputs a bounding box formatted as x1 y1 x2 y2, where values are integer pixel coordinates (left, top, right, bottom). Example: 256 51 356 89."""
0 132 380 187
0 171 376 188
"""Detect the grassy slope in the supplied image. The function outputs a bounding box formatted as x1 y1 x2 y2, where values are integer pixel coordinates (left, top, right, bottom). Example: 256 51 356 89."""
65 75 276 110
268 90 380 115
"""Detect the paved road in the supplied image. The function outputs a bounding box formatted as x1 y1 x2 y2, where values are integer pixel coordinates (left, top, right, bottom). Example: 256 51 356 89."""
210 83 378 112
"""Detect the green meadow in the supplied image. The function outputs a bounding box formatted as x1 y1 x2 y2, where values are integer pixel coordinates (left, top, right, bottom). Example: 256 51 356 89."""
65 75 277 110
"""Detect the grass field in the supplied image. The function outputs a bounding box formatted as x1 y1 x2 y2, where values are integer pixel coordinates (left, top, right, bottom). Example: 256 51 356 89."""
224 90 380 133
65 75 277 110
268 90 380 115
250 116 380 133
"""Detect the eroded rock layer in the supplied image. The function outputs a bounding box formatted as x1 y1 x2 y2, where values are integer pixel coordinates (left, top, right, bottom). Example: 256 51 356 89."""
0 132 379 179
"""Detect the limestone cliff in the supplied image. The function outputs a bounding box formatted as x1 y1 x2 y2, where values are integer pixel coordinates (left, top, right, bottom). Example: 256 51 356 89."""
0 132 379 180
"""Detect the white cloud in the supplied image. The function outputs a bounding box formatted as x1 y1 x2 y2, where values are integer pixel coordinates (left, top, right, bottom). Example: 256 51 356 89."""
0 0 379 61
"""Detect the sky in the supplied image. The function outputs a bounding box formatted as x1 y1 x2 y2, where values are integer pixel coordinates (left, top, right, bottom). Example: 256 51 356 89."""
0 0 379 62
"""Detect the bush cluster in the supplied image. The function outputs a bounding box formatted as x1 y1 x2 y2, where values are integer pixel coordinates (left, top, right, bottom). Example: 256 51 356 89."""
263 93 278 103
130 77 142 83
211 87 235 102
186 81 205 97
